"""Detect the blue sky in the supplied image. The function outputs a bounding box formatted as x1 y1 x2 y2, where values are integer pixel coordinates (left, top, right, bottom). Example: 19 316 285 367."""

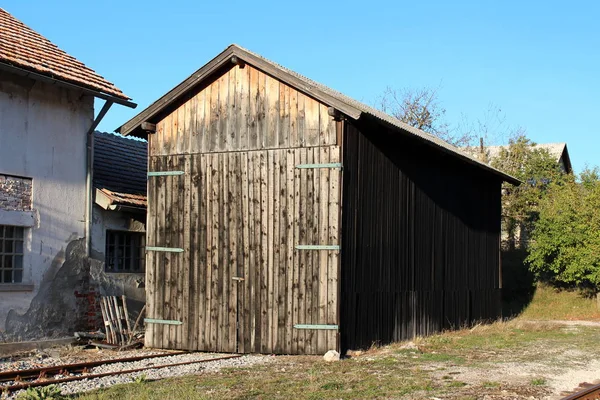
5 0 599 173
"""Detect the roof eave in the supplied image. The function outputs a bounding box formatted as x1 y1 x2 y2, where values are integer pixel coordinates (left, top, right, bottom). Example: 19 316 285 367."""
117 45 361 137
0 61 136 108
361 114 521 186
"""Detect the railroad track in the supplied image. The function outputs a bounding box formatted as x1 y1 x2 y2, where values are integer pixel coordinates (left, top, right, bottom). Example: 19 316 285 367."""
0 352 241 393
561 382 600 399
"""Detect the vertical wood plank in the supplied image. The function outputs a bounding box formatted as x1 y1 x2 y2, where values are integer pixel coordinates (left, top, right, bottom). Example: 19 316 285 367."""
297 93 306 147
319 103 336 146
228 152 239 352
271 150 280 352
200 86 210 153
300 148 311 354
252 152 262 352
305 97 320 147
240 152 250 353
229 67 238 151
248 67 259 150
278 149 288 352
182 155 192 349
289 88 298 148
257 71 266 149
175 156 185 348
162 157 173 348
265 150 275 352
318 146 330 352
191 154 202 350
190 92 200 154
176 99 186 154
209 78 220 152
260 151 269 352
310 147 322 353
209 154 219 349
238 65 249 153
218 153 228 351
328 146 341 350
279 83 289 148
201 154 211 350
266 76 279 149
285 149 295 353
219 72 230 152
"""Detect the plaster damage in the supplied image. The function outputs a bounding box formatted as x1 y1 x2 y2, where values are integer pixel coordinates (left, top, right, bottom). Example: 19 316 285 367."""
0 71 146 341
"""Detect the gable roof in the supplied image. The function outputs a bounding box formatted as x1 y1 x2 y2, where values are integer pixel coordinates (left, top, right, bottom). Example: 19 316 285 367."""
93 131 147 209
0 8 131 103
118 44 519 185
487 143 572 173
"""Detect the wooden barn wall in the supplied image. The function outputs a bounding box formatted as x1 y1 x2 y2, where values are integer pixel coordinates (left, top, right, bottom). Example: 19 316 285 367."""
340 120 502 351
150 64 336 156
146 68 341 354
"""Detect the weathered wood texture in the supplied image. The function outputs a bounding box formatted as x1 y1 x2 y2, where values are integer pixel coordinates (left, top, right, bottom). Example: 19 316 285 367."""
150 64 336 156
340 121 503 352
146 148 340 354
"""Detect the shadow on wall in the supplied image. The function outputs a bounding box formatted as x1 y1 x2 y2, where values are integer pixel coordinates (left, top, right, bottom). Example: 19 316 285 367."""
501 248 536 318
5 239 89 339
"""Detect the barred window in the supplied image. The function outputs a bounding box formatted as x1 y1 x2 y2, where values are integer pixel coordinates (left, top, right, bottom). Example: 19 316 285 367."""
0 225 24 283
105 230 145 273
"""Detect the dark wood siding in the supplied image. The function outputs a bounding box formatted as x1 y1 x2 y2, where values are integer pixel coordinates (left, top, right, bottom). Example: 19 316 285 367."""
340 120 502 351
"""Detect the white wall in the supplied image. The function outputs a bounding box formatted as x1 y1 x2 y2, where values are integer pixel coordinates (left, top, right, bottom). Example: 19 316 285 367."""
0 71 93 331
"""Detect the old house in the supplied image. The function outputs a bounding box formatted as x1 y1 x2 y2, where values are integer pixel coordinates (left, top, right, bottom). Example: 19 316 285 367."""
468 142 572 174
465 142 572 248
119 44 518 354
0 8 136 339
90 131 148 322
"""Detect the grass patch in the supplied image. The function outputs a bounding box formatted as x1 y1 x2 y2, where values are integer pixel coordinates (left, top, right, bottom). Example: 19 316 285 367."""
75 357 436 400
76 321 600 400
531 377 546 386
519 284 600 321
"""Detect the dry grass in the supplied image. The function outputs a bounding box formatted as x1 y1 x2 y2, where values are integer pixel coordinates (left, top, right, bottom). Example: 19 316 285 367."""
518 284 600 321
75 320 600 400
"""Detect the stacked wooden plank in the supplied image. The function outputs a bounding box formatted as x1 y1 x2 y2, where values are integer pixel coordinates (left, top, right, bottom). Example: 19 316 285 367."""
99 296 133 346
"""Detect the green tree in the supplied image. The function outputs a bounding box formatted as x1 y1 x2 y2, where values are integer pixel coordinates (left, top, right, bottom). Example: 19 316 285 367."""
490 136 566 249
527 169 600 291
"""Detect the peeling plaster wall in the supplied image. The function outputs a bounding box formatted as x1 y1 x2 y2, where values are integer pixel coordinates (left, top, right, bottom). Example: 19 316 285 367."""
89 205 146 326
0 71 93 336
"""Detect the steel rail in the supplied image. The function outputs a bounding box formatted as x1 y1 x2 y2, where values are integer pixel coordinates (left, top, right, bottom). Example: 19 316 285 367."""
0 351 188 383
561 383 600 400
1 354 241 393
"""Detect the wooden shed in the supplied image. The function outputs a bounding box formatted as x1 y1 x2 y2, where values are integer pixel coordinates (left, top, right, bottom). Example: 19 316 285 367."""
119 45 518 355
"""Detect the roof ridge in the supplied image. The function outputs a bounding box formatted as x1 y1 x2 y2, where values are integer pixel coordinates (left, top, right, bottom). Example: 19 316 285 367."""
0 8 130 100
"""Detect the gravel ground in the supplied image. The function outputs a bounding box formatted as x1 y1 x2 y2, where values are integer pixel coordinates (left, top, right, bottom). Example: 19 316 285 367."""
0 347 173 372
1 348 272 399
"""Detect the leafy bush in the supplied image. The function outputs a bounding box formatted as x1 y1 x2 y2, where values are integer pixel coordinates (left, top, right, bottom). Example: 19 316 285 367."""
527 168 600 291
17 385 65 400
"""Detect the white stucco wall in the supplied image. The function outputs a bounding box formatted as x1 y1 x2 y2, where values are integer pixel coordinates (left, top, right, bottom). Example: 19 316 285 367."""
0 71 93 331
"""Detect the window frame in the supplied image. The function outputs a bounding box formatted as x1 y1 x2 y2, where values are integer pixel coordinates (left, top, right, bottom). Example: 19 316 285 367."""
0 225 25 283
104 229 146 273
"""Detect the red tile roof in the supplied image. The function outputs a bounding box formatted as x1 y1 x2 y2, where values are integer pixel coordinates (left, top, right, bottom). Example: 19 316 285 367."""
0 8 129 100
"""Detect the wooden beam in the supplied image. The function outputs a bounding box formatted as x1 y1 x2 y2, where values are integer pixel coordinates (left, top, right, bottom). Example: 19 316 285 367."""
141 122 157 133
144 318 183 325
327 107 343 121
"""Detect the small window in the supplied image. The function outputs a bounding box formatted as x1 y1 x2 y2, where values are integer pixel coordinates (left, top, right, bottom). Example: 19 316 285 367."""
105 230 145 273
0 225 24 283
